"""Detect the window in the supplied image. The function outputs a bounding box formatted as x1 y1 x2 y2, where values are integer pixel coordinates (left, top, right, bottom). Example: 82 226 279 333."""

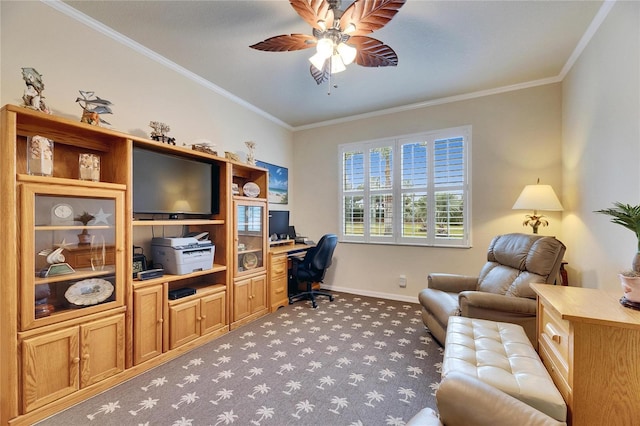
339 126 471 247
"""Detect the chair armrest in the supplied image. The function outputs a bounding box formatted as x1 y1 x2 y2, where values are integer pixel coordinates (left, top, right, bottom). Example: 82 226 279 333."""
458 291 537 317
428 273 478 293
436 372 566 426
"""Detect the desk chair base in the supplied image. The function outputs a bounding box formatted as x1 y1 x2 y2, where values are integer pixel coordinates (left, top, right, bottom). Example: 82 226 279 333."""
289 284 334 309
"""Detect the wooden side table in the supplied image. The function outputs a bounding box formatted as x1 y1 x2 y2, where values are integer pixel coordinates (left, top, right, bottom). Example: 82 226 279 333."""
531 284 640 425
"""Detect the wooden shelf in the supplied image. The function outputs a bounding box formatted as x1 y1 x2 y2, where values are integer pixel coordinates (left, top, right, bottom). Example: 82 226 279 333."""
34 266 116 285
167 283 226 306
132 264 227 286
133 219 224 226
17 174 127 190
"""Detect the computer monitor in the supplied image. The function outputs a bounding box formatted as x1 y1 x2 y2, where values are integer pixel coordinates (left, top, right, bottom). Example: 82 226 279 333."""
268 210 290 240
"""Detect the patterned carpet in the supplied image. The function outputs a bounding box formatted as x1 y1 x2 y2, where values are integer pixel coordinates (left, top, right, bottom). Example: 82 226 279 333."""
38 292 443 426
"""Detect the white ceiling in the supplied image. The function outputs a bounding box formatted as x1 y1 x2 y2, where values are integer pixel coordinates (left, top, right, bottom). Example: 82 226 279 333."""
61 0 604 129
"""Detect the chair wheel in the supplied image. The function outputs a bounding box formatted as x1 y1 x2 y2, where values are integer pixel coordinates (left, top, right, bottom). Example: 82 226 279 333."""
329 296 334 302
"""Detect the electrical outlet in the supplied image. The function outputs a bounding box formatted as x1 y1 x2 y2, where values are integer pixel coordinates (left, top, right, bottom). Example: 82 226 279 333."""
398 275 407 288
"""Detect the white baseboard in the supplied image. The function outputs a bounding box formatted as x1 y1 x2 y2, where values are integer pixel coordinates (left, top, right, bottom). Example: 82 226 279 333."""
320 284 419 304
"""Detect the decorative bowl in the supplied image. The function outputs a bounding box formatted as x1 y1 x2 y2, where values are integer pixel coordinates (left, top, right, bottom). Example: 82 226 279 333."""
243 182 260 198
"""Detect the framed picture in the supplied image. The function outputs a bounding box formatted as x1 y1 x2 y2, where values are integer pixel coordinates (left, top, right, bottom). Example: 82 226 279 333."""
256 160 288 205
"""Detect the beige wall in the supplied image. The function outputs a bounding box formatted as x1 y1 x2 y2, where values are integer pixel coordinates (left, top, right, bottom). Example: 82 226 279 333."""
293 84 563 301
1 1 293 174
562 1 640 292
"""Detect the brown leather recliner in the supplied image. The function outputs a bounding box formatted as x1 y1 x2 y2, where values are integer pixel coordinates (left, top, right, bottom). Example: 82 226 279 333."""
418 233 566 345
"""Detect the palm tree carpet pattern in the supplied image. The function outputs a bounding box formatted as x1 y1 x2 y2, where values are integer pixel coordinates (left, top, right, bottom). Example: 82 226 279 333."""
38 292 443 426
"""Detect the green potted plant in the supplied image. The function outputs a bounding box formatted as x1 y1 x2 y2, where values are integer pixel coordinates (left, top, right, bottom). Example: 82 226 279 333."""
595 202 640 304
595 202 640 270
74 211 95 244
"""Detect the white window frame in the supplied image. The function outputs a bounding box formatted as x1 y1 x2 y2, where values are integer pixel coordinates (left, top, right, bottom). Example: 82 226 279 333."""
338 125 471 248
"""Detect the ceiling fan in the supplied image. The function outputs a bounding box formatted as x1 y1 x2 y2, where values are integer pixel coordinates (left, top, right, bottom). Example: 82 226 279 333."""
250 0 406 85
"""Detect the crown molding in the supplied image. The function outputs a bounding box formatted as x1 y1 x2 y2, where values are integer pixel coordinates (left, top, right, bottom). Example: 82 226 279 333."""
43 0 293 131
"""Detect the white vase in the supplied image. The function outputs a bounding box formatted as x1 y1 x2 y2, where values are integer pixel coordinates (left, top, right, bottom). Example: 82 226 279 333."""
619 274 640 303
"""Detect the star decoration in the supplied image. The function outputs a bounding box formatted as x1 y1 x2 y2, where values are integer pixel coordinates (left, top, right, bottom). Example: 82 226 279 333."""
92 208 112 225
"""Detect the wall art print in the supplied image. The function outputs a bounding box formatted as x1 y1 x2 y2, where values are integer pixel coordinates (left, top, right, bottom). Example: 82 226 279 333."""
256 160 288 205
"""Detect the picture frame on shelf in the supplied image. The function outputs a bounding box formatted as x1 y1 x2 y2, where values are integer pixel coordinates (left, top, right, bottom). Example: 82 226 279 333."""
256 160 288 205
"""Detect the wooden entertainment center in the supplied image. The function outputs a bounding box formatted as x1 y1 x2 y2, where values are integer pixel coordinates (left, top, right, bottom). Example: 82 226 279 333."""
0 105 270 425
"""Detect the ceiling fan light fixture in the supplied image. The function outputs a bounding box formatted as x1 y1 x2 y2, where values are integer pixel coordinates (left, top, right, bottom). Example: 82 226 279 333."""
309 51 328 71
249 0 406 86
330 54 346 74
316 37 334 59
343 23 356 34
337 42 356 65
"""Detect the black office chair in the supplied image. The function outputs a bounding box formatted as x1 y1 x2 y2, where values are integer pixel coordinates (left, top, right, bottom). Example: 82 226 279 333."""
288 234 338 308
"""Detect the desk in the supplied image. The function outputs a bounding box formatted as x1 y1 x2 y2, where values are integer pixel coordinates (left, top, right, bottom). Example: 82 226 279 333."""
268 243 312 311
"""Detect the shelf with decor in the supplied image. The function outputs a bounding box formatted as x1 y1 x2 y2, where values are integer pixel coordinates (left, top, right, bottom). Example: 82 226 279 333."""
0 104 277 425
231 196 268 329
1 105 131 423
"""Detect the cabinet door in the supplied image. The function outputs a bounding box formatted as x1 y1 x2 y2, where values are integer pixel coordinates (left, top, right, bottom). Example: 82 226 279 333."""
80 314 125 387
133 285 164 365
20 183 125 331
251 274 268 313
169 299 201 349
235 201 266 277
233 278 252 321
22 327 79 412
201 292 226 335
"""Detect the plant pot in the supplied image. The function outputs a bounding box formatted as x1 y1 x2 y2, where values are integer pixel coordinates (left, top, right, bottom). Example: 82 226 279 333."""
77 232 91 245
619 274 640 303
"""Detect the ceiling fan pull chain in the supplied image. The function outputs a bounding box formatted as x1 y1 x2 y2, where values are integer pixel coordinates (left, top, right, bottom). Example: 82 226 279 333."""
327 57 333 95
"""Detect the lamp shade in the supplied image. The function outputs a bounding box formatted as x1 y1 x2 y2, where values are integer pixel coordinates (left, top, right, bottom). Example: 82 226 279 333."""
512 184 563 211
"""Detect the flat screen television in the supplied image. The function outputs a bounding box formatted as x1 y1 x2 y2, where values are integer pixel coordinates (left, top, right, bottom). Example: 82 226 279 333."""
268 210 290 239
133 147 219 216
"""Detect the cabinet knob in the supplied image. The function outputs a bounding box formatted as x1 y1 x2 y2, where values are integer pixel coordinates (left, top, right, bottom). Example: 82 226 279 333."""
158 318 164 324
83 354 90 360
545 323 562 344
201 314 206 319
72 357 80 364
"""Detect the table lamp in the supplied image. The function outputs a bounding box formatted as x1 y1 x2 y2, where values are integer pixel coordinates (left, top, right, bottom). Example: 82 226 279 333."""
512 179 563 233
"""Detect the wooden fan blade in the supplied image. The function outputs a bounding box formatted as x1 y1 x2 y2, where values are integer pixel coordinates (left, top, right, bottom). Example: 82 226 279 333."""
349 36 399 67
250 34 317 52
340 0 406 36
310 63 330 84
290 0 334 30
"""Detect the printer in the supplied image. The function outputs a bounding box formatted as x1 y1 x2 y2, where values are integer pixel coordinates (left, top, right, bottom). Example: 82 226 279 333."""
151 237 214 275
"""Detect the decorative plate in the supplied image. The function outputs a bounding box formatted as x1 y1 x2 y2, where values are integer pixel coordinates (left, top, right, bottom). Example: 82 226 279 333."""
243 182 260 198
243 252 258 270
65 278 114 306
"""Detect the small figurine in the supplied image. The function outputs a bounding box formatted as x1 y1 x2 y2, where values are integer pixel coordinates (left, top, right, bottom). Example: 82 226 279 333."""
191 139 218 155
21 67 50 114
38 239 75 278
245 141 256 165
149 121 176 145
76 91 113 126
